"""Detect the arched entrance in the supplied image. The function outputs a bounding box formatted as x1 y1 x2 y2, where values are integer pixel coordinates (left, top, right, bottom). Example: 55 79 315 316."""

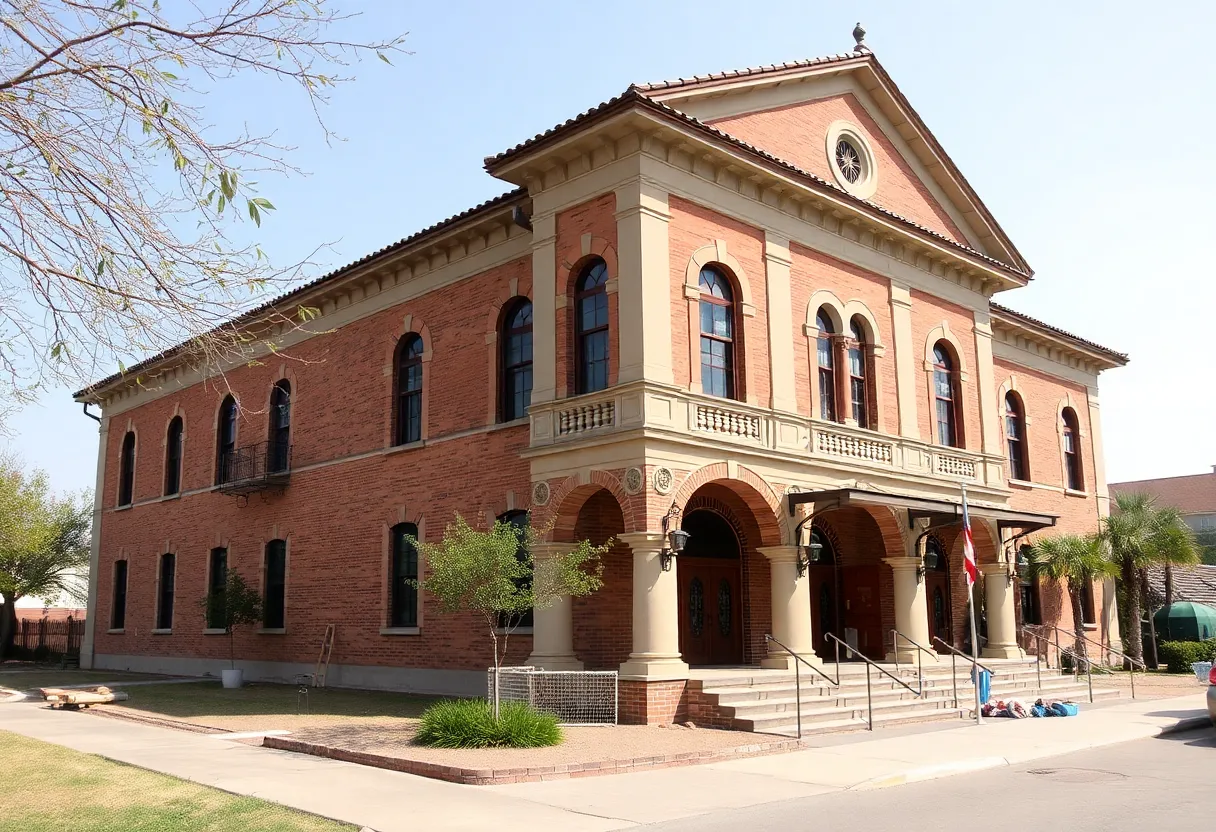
924 536 952 652
809 507 893 661
677 508 744 665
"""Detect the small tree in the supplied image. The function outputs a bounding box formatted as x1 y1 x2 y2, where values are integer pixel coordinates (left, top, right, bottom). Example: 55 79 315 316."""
199 571 263 671
413 514 606 718
1029 533 1115 661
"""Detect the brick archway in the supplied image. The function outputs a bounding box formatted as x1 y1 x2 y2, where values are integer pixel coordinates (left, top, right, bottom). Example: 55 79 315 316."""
542 472 636 543
669 463 785 547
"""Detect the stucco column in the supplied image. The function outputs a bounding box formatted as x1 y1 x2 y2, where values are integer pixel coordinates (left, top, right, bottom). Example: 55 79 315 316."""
980 563 1021 659
618 532 689 680
78 413 108 670
884 556 931 663
889 281 919 439
758 546 819 669
529 211 558 404
615 180 673 385
525 543 583 671
763 234 797 413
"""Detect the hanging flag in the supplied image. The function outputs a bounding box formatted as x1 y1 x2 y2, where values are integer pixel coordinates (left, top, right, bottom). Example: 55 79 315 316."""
961 485 977 588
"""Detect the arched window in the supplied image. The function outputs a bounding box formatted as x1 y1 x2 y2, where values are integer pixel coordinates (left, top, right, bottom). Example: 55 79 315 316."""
395 334 424 446
111 559 128 630
389 523 419 628
575 260 610 394
848 317 869 428
156 553 175 630
816 309 836 421
164 417 183 496
1062 407 1083 491
501 299 533 421
699 266 736 399
497 510 533 628
206 547 227 629
264 539 287 629
932 342 960 448
216 396 237 485
118 431 135 506
1004 392 1029 481
269 380 291 473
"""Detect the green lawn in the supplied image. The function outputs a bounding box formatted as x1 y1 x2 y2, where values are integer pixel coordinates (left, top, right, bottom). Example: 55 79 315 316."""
0 730 354 831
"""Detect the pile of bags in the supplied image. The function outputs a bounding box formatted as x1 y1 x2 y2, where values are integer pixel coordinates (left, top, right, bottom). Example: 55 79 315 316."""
980 697 1079 719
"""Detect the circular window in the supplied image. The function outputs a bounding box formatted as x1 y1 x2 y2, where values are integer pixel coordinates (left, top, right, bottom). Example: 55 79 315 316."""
825 121 877 199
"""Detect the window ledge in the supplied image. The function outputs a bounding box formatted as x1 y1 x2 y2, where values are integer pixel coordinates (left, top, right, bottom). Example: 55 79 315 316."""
494 416 530 429
384 440 426 458
159 492 182 502
106 628 125 634
1082 622 1100 631
380 626 420 636
114 504 132 512
203 628 227 635
1064 488 1089 498
258 627 286 635
151 628 172 635
1009 479 1062 492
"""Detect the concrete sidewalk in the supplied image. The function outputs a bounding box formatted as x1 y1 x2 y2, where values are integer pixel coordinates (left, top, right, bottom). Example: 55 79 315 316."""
0 693 1209 831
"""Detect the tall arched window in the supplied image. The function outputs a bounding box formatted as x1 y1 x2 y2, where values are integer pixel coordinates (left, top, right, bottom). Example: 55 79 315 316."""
216 396 237 484
395 334 424 446
1004 392 1029 481
932 342 960 448
156 553 175 630
501 299 533 421
389 523 419 628
699 266 736 399
118 431 135 506
264 538 287 629
269 380 291 473
815 309 836 421
1062 407 1084 491
575 259 609 394
848 317 869 428
164 417 183 496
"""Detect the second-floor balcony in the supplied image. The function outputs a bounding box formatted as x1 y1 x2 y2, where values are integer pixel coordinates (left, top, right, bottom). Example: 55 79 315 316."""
218 440 292 495
527 381 1006 493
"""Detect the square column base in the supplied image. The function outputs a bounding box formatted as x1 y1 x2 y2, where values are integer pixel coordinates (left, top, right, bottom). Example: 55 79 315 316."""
981 644 1023 660
761 653 822 670
618 656 689 681
525 653 585 671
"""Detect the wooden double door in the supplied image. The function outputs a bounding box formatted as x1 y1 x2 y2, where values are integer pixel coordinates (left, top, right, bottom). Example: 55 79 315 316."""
677 558 743 666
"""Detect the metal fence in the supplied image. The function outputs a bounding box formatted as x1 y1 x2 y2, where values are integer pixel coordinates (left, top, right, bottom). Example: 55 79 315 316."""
14 618 85 656
488 666 618 725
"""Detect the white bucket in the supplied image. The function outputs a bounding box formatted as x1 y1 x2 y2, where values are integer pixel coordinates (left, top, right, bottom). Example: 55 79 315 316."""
1192 662 1212 682
221 669 244 689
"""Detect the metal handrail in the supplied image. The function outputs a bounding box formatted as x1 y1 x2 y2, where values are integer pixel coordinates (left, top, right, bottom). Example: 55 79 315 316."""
763 634 839 740
823 632 923 731
889 629 939 688
931 636 996 713
1026 623 1142 699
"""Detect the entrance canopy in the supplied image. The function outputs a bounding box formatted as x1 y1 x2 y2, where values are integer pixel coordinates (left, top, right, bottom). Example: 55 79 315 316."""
787 487 1056 533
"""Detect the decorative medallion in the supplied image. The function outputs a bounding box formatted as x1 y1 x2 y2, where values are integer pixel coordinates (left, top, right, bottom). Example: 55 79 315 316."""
531 480 550 507
623 467 644 495
653 466 674 495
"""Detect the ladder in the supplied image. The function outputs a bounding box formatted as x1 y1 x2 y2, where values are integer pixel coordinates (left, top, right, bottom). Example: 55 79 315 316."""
314 624 335 688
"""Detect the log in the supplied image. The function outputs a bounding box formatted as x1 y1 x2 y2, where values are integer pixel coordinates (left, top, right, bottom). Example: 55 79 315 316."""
40 686 129 708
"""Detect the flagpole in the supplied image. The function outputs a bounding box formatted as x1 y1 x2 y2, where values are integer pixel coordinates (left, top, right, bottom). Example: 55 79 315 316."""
962 484 983 726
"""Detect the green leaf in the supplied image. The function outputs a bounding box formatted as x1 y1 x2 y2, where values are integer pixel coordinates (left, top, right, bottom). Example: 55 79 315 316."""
251 198 275 210
248 200 261 226
378 51 393 65
96 259 105 276
216 194 226 214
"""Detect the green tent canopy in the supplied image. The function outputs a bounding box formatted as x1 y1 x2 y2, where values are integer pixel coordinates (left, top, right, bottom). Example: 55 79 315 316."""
1153 601 1216 642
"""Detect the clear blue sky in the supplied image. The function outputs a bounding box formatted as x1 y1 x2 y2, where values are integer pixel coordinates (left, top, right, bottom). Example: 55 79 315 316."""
7 0 1214 495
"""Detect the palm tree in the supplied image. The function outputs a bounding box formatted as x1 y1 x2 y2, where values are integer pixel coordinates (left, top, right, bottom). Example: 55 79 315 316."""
1028 533 1114 660
1101 492 1200 665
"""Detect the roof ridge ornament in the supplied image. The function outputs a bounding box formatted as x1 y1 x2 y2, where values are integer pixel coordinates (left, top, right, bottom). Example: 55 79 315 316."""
853 22 871 54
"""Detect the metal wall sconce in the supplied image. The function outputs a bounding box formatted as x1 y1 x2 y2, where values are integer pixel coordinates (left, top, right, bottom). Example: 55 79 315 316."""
1008 546 1031 585
796 539 823 578
916 547 939 583
659 503 689 572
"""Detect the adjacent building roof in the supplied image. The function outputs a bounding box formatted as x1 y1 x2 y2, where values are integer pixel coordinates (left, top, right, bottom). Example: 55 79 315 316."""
1110 471 1216 515
1145 564 1216 608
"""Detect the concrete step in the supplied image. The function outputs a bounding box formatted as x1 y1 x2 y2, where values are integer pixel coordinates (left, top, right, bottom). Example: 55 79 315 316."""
733 695 963 732
701 671 1090 706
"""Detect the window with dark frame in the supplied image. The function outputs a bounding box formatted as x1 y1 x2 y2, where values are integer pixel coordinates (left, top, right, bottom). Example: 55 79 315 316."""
501 299 533 422
848 317 868 428
1080 580 1096 625
269 380 291 473
497 510 533 629
157 553 175 630
932 343 960 448
394 335 424 446
164 417 183 496
816 310 836 421
216 396 237 484
207 547 228 629
389 523 419 628
264 539 287 629
1005 392 1029 482
118 431 135 506
575 260 609 395
1019 578 1042 626
111 560 128 630
1062 408 1084 491
699 266 736 399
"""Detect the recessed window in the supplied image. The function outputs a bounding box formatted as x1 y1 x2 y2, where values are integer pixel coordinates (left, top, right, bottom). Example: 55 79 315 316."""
394 334 424 445
699 266 737 400
216 396 237 485
1005 392 1029 481
816 309 836 421
848 318 870 429
207 547 227 628
111 560 128 630
269 381 291 473
932 342 961 448
118 431 135 506
389 523 419 628
164 417 183 496
157 553 175 630
264 539 286 629
1062 407 1084 491
501 298 533 421
575 260 610 395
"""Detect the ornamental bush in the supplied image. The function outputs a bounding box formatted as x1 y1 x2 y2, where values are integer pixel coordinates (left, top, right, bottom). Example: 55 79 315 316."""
1157 639 1216 674
414 699 562 749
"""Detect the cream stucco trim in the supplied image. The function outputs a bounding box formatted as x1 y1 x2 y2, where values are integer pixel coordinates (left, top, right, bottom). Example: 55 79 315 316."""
889 282 919 439
764 233 797 413
79 415 109 668
972 309 1001 458
825 119 878 200
617 179 673 386
1086 385 1111 519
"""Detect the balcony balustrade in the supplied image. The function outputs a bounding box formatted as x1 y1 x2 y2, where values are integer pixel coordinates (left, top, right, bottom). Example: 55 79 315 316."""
217 440 292 495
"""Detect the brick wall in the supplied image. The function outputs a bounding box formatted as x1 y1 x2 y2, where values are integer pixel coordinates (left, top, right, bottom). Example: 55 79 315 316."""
570 489 632 670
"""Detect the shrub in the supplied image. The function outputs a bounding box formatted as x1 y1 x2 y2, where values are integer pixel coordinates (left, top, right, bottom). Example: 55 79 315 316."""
31 645 51 662
414 699 562 749
1157 639 1216 674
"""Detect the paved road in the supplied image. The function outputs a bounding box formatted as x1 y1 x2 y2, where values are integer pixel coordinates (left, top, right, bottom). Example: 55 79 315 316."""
642 727 1216 831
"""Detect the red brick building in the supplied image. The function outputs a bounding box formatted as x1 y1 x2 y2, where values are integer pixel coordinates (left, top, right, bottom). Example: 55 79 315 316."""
75 42 1127 724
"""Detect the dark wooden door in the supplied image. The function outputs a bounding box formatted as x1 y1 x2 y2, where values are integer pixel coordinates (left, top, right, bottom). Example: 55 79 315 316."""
841 565 883 660
927 574 952 652
678 559 743 665
808 565 839 660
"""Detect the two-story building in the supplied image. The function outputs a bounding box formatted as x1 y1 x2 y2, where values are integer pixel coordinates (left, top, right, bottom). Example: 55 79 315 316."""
75 36 1127 725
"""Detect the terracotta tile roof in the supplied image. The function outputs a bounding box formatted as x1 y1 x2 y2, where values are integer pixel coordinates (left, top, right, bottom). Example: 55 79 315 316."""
1110 472 1216 515
634 53 870 92
74 188 528 399
1145 564 1216 608
485 89 1028 280
989 303 1128 364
